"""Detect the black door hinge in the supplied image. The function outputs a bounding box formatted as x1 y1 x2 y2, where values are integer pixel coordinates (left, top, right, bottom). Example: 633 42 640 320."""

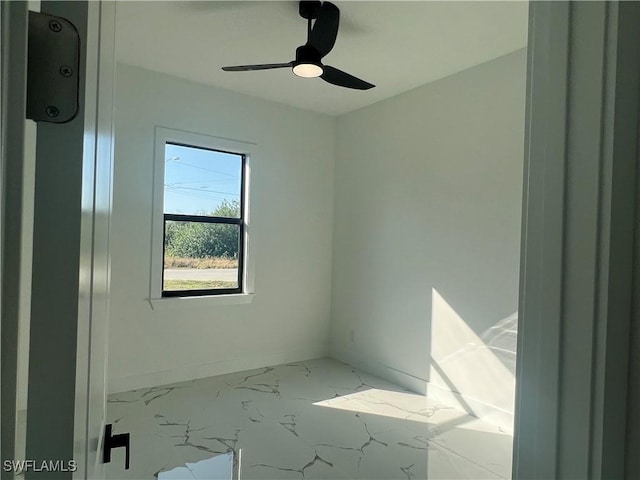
26 11 80 123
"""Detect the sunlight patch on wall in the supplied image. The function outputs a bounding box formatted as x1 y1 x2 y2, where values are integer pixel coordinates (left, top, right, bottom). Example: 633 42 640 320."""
430 288 515 417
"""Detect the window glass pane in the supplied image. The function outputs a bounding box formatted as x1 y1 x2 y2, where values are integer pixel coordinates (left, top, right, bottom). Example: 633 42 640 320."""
164 143 242 218
163 220 240 292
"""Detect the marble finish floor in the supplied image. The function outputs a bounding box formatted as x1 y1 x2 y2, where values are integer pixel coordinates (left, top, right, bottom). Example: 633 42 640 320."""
106 358 512 480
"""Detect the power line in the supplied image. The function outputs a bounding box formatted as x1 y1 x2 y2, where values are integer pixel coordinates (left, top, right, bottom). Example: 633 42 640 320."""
165 178 239 186
165 185 240 196
165 190 230 202
166 159 239 178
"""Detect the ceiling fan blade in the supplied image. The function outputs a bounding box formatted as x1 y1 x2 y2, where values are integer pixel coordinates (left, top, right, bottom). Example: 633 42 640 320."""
309 2 339 58
222 62 293 72
321 65 375 90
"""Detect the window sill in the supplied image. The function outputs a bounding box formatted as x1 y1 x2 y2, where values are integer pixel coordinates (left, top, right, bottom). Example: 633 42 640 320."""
148 293 254 310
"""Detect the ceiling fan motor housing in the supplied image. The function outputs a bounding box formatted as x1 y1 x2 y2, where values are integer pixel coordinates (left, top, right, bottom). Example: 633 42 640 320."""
295 44 322 67
299 1 322 20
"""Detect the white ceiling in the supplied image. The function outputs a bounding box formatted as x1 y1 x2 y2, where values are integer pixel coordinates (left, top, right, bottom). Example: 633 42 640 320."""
115 1 528 116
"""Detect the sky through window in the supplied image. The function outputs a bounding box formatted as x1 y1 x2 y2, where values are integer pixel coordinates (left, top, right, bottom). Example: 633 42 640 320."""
164 143 241 216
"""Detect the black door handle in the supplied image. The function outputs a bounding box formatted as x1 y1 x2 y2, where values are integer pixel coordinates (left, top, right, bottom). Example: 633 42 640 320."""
103 424 130 469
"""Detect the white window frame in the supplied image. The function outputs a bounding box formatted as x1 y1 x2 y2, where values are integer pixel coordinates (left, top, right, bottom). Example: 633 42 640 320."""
149 127 255 308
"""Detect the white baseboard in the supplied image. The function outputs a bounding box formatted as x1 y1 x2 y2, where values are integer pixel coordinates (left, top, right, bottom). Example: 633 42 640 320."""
331 345 428 393
108 344 329 394
331 345 514 433
424 381 514 434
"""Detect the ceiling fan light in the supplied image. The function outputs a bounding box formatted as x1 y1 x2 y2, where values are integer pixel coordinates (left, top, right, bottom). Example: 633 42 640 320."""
293 62 323 78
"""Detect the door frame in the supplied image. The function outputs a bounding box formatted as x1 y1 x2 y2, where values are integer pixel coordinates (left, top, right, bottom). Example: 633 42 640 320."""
71 2 116 478
0 1 115 479
2 1 639 479
0 2 28 478
514 2 639 478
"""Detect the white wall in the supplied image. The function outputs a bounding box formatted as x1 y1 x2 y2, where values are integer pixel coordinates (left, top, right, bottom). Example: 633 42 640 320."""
109 51 526 425
108 64 336 393
330 49 526 429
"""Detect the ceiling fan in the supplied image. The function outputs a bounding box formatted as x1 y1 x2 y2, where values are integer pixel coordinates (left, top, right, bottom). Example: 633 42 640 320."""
221 1 375 90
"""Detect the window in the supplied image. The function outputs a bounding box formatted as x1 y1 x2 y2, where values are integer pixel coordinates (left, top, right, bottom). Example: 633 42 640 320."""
160 139 247 297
